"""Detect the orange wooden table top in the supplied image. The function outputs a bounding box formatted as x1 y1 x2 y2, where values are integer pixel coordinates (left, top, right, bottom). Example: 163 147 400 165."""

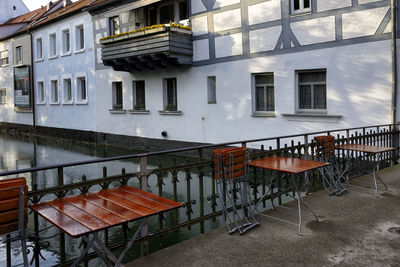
30 186 182 237
248 156 329 174
335 144 395 154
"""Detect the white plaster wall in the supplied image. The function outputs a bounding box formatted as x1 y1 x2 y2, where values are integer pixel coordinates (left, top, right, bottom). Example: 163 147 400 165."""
193 39 210 61
316 0 352 12
0 38 33 126
248 0 281 25
213 9 241 32
215 33 243 58
214 0 240 8
95 40 393 145
191 0 207 14
342 6 390 39
192 16 208 36
32 13 96 131
0 0 28 24
291 16 336 45
249 26 282 53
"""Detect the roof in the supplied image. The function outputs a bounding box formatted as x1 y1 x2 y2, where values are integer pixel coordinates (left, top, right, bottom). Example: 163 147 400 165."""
0 0 112 41
4 0 63 25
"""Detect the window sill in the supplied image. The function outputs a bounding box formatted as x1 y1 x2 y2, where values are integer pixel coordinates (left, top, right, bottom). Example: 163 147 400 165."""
76 101 88 105
74 49 85 54
50 102 60 105
0 64 10 68
281 113 342 123
61 52 72 57
208 101 217 104
159 110 182 115
35 58 43 63
48 55 58 60
36 102 46 105
129 109 150 114
290 10 312 17
109 109 126 114
62 101 73 105
14 108 32 113
252 112 276 118
0 102 6 105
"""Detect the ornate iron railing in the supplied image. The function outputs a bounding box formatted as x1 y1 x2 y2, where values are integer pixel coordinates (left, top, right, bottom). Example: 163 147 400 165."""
0 124 399 266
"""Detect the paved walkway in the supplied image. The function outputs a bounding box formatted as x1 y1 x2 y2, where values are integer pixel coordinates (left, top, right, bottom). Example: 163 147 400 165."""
127 165 400 267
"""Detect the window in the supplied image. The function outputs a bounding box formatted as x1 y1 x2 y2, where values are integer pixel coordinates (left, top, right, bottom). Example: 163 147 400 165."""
77 77 87 102
109 16 120 36
75 25 85 51
207 76 216 104
63 78 72 103
160 3 174 24
179 0 188 21
133 81 145 110
15 46 22 63
254 73 274 112
0 50 8 66
297 70 326 111
37 81 45 104
164 78 177 111
49 33 57 57
146 1 188 26
112 82 123 110
0 89 6 104
36 38 43 59
50 80 59 103
291 0 311 14
62 29 70 54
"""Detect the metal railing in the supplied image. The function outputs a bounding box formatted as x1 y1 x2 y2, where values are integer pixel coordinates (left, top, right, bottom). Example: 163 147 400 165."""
1 124 399 266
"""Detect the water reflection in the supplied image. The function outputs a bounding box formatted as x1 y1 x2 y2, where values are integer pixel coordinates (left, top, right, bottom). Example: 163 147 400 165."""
0 135 225 266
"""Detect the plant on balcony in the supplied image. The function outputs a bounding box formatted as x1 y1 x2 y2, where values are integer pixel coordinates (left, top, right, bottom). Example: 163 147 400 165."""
134 103 145 110
165 104 177 111
113 104 123 110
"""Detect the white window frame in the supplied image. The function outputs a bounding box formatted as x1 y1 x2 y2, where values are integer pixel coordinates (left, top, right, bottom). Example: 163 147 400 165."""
62 75 73 104
49 32 57 59
36 80 45 104
252 73 275 115
76 73 87 104
132 80 146 110
49 77 59 104
61 28 71 56
0 50 9 67
290 0 311 14
112 81 123 110
0 88 6 104
35 37 43 61
163 77 178 111
295 69 327 113
207 76 216 104
15 45 22 64
75 24 85 53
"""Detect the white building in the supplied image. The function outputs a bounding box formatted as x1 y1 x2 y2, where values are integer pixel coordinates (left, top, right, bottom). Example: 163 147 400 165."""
0 0 399 145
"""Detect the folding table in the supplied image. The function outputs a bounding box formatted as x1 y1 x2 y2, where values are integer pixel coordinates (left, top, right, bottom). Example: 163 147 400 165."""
248 156 329 235
30 186 182 266
335 144 395 195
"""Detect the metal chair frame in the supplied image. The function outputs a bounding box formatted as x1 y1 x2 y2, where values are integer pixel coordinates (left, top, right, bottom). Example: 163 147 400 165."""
214 147 259 234
314 136 348 196
0 178 29 267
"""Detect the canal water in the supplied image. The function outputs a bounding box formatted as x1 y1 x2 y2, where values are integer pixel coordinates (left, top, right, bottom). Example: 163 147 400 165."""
0 134 228 266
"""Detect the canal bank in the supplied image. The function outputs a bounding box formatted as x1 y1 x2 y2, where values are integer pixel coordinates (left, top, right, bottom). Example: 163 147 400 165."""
128 164 400 266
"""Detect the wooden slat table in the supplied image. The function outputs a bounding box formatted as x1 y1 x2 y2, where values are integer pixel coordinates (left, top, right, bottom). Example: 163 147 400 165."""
30 186 182 266
248 156 329 235
335 144 395 195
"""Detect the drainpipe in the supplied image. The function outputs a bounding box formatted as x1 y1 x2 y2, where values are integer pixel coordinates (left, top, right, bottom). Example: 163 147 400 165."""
27 27 36 129
391 0 398 125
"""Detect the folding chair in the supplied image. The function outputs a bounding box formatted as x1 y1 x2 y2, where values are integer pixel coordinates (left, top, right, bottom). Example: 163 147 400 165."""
213 147 259 234
314 136 347 195
0 177 29 267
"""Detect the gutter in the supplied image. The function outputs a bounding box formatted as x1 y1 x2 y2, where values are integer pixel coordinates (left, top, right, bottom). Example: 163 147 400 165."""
391 0 398 124
27 26 36 129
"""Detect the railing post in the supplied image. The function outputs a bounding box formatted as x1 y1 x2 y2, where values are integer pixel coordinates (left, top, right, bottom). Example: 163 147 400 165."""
304 134 309 159
57 167 66 265
198 148 205 233
140 156 149 257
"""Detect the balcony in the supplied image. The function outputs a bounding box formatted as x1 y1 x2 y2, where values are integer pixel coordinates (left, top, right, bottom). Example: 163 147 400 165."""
99 24 193 72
